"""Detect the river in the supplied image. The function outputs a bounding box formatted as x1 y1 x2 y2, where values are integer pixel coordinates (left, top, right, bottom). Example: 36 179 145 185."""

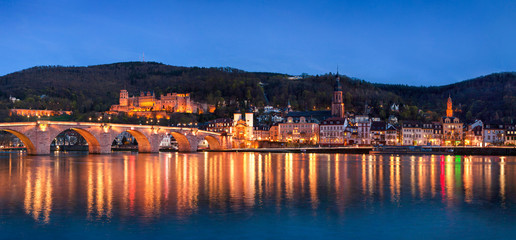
0 152 515 239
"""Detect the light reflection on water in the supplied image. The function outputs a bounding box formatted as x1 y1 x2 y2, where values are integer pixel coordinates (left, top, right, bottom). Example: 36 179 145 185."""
1 152 516 239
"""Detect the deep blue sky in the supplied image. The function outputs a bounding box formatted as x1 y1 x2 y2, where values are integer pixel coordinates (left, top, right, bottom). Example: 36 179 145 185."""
1 0 515 85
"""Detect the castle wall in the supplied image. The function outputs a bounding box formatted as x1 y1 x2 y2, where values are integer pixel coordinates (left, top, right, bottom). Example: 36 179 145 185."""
111 90 214 116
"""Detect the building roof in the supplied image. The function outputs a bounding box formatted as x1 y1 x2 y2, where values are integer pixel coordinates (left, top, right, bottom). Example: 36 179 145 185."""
471 125 483 132
286 110 331 117
320 117 347 125
402 121 422 128
442 116 460 122
206 118 232 124
286 111 332 123
282 117 319 124
386 124 397 131
370 121 386 131
254 125 270 131
484 123 505 129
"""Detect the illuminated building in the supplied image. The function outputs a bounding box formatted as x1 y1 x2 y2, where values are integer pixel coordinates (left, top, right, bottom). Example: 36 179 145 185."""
441 95 463 146
370 121 387 145
9 109 72 117
231 113 254 147
253 126 270 141
401 121 423 146
269 123 280 142
385 124 399 145
432 122 443 145
109 90 215 118
421 123 435 146
464 120 483 146
345 124 359 145
354 115 371 145
483 123 505 146
278 116 319 144
159 133 174 147
203 118 232 133
505 124 516 145
319 117 348 145
400 122 442 146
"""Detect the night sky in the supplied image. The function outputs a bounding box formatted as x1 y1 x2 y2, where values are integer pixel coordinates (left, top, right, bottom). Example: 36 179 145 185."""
1 0 515 85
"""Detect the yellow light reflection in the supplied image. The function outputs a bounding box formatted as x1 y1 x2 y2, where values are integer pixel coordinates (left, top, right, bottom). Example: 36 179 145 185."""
24 163 53 223
309 153 318 209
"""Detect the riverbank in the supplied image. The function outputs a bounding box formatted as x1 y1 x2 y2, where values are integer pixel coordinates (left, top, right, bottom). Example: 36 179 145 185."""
204 147 373 154
3 146 516 156
431 146 516 156
371 146 516 156
212 146 516 156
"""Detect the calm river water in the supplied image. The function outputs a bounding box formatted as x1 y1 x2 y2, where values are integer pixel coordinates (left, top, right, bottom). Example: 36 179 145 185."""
0 152 515 239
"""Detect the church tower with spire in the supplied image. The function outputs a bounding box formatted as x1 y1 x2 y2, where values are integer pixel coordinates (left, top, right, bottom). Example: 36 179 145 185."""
331 72 345 118
446 94 453 117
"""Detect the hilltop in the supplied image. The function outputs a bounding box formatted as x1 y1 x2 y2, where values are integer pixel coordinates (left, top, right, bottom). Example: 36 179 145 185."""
0 62 514 123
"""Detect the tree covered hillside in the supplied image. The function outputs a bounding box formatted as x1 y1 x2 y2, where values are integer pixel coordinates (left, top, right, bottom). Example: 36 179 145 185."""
376 72 516 122
0 62 276 113
0 62 514 123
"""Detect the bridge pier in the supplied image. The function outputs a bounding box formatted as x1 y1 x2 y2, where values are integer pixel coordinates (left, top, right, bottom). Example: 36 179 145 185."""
92 132 114 154
35 142 52 155
185 135 200 152
142 132 162 153
98 145 112 154
31 125 54 155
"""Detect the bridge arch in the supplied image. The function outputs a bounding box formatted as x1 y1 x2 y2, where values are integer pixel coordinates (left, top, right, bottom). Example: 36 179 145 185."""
203 135 222 150
125 129 152 153
50 128 101 153
170 132 191 152
0 129 36 155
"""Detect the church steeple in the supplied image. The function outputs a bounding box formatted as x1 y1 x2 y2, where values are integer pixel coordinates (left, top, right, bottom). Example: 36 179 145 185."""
446 94 453 117
334 72 342 91
331 72 345 118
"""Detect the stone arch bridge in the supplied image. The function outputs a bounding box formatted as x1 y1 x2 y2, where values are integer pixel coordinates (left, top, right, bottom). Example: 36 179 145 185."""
0 121 231 155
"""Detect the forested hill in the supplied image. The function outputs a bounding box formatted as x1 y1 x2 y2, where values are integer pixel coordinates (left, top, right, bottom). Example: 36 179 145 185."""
374 72 516 122
0 62 514 123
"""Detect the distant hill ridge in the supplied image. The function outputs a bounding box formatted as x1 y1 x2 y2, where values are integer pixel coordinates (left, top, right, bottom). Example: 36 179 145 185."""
0 62 514 123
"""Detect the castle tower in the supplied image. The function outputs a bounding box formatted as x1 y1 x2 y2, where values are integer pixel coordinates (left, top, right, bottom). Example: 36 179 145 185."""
331 73 345 118
446 94 453 117
120 90 129 107
233 113 242 126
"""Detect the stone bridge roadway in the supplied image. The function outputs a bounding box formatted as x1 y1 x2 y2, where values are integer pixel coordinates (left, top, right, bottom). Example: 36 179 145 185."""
0 121 231 155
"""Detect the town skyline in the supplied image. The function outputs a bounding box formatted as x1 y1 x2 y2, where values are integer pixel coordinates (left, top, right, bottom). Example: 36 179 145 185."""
2 62 513 126
4 72 513 149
